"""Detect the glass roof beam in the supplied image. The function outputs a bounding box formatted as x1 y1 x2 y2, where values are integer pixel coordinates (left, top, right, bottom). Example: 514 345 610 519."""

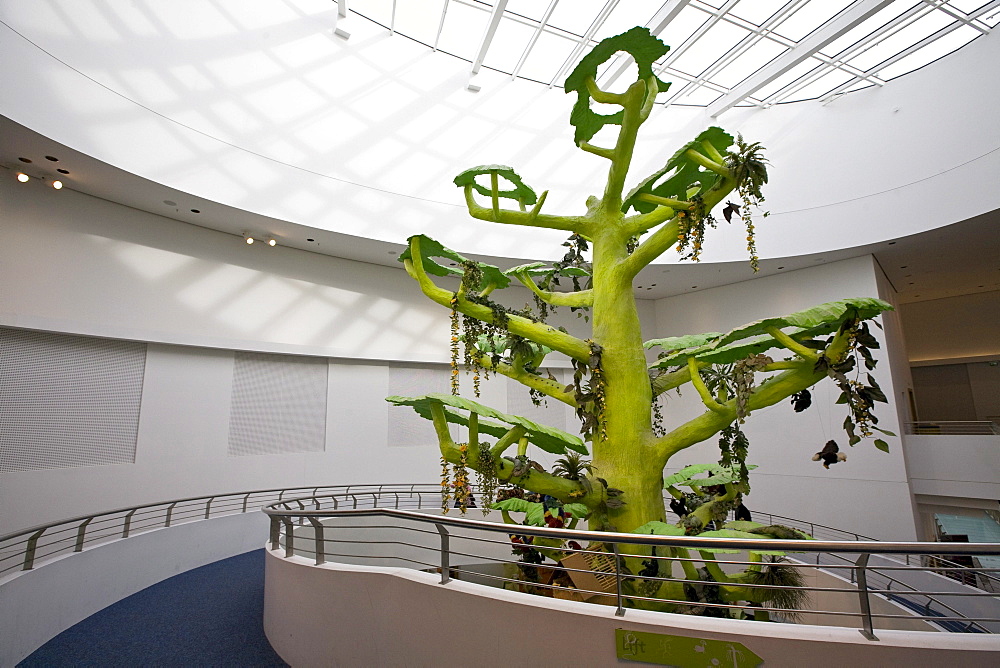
433 0 450 51
658 0 807 108
547 0 621 87
707 0 896 117
598 0 693 89
762 0 980 106
470 0 509 75
920 0 990 34
820 8 997 103
655 0 742 79
337 0 348 18
511 0 560 79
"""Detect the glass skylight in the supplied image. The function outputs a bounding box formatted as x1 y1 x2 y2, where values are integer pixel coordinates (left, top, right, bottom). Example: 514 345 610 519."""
345 0 998 111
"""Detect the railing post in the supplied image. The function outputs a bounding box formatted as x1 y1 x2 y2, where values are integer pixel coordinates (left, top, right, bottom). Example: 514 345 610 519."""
204 497 215 519
242 493 252 514
307 517 326 565
855 554 879 641
122 509 136 538
435 524 450 584
613 542 625 617
165 502 178 527
281 517 295 558
74 518 94 552
270 516 281 550
23 528 46 570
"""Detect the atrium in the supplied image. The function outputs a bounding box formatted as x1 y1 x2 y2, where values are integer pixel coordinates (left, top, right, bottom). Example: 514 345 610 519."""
2 1 999 665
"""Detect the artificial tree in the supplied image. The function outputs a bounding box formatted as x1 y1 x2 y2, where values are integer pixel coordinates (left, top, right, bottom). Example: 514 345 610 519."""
387 27 893 608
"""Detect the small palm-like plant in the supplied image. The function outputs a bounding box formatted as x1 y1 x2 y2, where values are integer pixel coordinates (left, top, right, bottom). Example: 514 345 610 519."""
552 452 593 481
746 555 807 621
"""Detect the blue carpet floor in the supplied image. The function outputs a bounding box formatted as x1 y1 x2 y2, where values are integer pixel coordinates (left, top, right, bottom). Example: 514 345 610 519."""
19 549 288 667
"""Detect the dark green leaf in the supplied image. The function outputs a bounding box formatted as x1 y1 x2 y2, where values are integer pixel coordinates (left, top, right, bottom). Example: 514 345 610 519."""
453 164 537 205
564 27 670 145
386 394 587 455
873 439 890 453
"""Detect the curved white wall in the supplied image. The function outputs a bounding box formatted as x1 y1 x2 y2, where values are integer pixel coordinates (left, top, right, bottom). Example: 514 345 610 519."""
2 1 998 264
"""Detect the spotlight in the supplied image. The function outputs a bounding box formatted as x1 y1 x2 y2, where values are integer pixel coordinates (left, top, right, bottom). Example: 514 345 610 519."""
51 180 63 190
246 236 255 245
267 238 277 247
17 173 29 182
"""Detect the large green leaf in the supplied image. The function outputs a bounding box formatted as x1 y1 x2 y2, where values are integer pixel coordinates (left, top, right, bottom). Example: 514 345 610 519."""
491 498 589 526
398 234 510 291
564 27 670 145
385 393 587 455
723 520 766 532
492 498 545 526
713 298 893 349
623 127 734 214
695 529 788 556
663 463 755 489
453 164 538 206
505 262 590 278
649 298 893 369
633 521 686 537
645 332 723 352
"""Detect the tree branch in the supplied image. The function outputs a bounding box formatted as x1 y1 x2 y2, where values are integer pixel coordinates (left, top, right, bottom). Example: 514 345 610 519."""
688 358 727 414
511 271 593 308
474 354 578 408
404 236 591 363
654 361 820 460
765 326 818 361
623 203 681 237
463 186 584 233
651 364 695 398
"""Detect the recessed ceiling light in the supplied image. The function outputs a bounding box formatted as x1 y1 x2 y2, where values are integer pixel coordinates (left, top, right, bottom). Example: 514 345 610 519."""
45 156 58 162
51 180 63 189
163 200 176 206
691 286 697 289
308 239 316 243
190 209 200 214
900 266 907 269
18 157 31 163
888 242 896 245
56 168 69 174
16 173 29 182
777 266 784 270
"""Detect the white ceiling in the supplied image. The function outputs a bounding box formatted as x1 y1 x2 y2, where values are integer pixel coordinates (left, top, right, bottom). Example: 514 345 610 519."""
5 113 997 304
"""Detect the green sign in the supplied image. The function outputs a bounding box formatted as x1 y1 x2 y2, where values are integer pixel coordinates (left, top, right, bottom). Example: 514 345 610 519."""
615 629 763 667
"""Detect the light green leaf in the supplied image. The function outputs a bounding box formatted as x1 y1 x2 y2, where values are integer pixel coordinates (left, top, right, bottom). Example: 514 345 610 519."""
663 463 756 489
399 234 510 291
644 332 723 351
453 164 538 205
634 521 686 536
696 529 787 556
564 503 590 519
491 498 544 526
649 298 894 368
623 126 734 214
385 394 587 455
723 520 765 532
564 27 670 145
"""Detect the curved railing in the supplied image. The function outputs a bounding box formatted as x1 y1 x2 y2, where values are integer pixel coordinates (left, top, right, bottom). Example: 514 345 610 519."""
262 489 1000 639
4 483 999 639
0 483 434 579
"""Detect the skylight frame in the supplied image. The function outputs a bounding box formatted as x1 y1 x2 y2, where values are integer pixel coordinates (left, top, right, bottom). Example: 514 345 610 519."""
342 0 995 112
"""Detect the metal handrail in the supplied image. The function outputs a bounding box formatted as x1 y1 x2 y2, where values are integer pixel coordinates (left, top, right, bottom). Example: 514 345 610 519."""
0 483 442 577
906 421 1000 435
262 497 1000 639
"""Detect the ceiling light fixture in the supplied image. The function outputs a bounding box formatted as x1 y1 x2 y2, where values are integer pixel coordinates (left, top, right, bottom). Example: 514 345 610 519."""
51 180 63 190
267 238 277 247
243 232 255 245
16 173 29 182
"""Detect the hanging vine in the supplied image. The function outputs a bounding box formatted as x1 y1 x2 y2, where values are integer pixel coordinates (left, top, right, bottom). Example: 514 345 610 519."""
453 443 473 513
724 135 770 273
814 318 894 451
449 297 461 395
477 447 498 515
571 340 607 440
733 354 773 423
718 425 751 491
440 455 452 514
